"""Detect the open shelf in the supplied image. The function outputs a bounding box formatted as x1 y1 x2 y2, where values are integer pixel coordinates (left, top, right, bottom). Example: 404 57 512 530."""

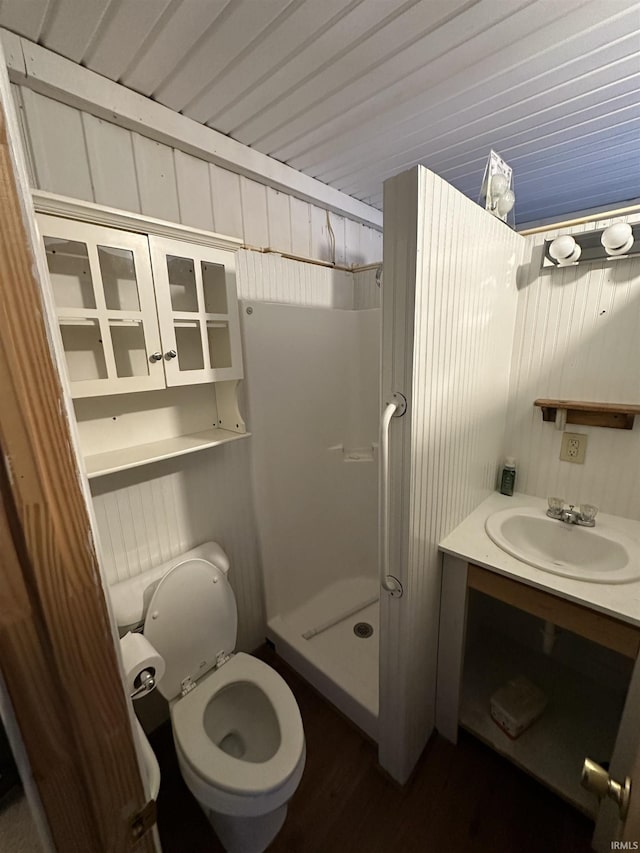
84 428 250 478
460 631 627 817
534 399 640 430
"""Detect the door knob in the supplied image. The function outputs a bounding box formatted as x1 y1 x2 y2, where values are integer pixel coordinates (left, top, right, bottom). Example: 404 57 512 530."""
149 352 162 362
164 350 177 360
581 758 631 819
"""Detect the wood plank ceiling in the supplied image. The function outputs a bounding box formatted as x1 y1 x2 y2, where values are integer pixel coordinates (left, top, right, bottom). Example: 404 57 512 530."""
0 0 638 224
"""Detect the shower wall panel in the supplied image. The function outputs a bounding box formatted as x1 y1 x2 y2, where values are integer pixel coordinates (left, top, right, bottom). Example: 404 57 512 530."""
380 166 524 782
241 302 380 620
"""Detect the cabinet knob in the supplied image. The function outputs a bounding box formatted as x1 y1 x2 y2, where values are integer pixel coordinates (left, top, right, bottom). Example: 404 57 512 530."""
165 349 177 360
149 352 163 362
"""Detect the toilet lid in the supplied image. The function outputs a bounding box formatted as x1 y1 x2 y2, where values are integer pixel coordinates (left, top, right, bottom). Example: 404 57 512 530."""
144 558 237 700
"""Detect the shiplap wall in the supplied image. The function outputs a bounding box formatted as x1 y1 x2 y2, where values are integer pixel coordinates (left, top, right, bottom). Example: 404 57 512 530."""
353 266 381 310
11 85 382 266
236 250 354 308
90 442 265 653
10 81 382 655
379 167 524 782
84 248 363 654
505 213 640 520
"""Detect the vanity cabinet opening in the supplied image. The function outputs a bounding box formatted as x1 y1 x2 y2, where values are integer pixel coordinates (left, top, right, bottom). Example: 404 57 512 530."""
461 590 633 818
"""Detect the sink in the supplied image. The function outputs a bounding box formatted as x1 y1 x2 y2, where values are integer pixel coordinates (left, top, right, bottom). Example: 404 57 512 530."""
485 507 640 584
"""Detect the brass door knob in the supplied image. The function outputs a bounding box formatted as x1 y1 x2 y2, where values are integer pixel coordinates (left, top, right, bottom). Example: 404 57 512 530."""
581 758 631 819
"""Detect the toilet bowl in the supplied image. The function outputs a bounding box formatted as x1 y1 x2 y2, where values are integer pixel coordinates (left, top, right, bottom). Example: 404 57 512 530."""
112 545 305 853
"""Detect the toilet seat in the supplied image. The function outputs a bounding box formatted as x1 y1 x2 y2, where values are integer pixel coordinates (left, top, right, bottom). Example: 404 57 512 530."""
143 558 237 701
172 652 304 797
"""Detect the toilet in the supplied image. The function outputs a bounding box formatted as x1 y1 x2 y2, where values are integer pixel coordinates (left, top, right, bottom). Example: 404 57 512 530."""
111 543 306 853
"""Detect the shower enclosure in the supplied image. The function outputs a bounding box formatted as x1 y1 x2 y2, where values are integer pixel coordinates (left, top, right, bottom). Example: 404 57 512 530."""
242 300 380 738
242 166 524 778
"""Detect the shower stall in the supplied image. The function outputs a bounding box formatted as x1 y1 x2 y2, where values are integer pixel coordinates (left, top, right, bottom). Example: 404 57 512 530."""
242 299 380 738
242 167 523 778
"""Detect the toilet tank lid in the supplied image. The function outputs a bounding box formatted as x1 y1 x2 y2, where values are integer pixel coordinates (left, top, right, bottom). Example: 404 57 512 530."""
109 541 230 630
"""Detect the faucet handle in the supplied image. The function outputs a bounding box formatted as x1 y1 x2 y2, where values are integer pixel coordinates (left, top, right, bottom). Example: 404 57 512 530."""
580 503 599 523
547 496 565 519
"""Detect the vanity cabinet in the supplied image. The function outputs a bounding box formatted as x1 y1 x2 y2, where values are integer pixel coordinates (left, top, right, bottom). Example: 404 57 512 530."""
437 553 640 847
38 215 243 398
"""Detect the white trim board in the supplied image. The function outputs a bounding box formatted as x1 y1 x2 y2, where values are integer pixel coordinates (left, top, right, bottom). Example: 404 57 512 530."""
1 29 383 231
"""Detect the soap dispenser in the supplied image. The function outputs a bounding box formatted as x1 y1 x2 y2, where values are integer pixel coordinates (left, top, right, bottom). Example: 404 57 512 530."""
500 457 516 496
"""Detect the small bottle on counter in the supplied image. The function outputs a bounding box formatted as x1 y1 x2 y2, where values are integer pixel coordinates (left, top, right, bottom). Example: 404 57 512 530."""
499 457 516 496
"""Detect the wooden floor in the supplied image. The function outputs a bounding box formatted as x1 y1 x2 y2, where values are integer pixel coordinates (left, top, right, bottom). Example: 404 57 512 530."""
150 646 595 853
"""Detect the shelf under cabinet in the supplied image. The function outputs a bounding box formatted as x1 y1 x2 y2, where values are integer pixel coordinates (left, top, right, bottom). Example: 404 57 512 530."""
460 632 626 818
84 428 250 478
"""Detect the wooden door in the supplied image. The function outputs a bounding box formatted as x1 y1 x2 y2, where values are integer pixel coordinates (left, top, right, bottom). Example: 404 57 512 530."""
622 738 640 843
36 214 165 398
0 101 156 850
150 235 243 386
592 652 640 850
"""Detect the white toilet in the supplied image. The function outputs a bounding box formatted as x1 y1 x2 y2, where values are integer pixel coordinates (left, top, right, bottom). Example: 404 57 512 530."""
111 543 306 853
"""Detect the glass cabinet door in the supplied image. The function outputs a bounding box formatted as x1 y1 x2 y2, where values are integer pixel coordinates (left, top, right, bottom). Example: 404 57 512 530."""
149 236 243 386
38 215 165 398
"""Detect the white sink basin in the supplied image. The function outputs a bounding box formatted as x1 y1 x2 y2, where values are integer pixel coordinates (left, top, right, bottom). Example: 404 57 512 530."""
485 507 640 584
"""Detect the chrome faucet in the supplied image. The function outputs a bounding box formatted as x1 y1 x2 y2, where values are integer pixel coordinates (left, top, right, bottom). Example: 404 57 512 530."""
546 498 598 527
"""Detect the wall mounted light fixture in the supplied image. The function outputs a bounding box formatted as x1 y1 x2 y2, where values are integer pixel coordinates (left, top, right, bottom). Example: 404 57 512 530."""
548 235 581 265
542 221 639 269
601 222 634 256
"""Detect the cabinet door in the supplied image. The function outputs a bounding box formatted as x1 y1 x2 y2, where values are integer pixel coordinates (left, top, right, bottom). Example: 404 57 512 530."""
149 236 243 386
37 215 165 398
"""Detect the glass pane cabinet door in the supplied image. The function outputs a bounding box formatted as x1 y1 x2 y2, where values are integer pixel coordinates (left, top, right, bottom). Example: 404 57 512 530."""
149 236 243 386
37 215 165 398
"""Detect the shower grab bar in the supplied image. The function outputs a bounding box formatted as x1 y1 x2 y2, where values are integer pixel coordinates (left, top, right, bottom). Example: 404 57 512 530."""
379 394 406 598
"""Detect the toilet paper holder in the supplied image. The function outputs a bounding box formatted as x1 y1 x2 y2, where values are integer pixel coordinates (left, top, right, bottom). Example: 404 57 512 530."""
130 668 156 700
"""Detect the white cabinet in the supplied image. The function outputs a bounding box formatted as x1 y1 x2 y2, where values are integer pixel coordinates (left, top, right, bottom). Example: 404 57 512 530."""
37 215 243 398
149 236 242 386
35 202 248 479
39 215 164 397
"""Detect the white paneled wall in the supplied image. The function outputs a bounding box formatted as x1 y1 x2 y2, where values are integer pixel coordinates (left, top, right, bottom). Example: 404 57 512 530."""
90 441 265 653
505 214 640 519
85 242 360 653
11 85 383 266
9 80 382 659
353 266 381 310
379 167 524 782
236 250 354 308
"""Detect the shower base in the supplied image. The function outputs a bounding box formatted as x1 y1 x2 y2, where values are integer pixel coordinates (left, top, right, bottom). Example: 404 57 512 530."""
266 577 379 740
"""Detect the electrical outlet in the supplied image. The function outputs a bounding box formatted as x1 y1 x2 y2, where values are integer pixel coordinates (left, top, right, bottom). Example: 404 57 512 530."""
560 431 588 464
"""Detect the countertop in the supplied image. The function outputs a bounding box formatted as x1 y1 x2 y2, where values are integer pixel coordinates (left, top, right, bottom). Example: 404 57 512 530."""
439 492 640 627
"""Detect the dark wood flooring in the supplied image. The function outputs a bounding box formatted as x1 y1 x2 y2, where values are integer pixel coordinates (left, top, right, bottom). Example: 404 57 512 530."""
149 646 595 852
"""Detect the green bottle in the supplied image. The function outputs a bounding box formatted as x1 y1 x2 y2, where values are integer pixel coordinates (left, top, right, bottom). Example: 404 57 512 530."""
500 457 516 496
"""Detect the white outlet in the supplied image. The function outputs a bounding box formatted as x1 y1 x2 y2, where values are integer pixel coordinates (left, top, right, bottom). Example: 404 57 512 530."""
560 431 587 464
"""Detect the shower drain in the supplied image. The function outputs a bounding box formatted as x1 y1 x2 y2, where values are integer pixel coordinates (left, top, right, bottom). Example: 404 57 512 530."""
353 622 374 638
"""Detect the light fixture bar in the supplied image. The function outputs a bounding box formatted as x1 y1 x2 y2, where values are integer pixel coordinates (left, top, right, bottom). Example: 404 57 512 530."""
541 222 640 269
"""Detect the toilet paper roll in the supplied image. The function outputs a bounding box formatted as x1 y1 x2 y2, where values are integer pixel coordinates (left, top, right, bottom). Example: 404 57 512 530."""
119 631 165 697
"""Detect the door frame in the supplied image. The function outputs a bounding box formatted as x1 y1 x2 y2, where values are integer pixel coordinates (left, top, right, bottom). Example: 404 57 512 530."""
0 58 156 852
